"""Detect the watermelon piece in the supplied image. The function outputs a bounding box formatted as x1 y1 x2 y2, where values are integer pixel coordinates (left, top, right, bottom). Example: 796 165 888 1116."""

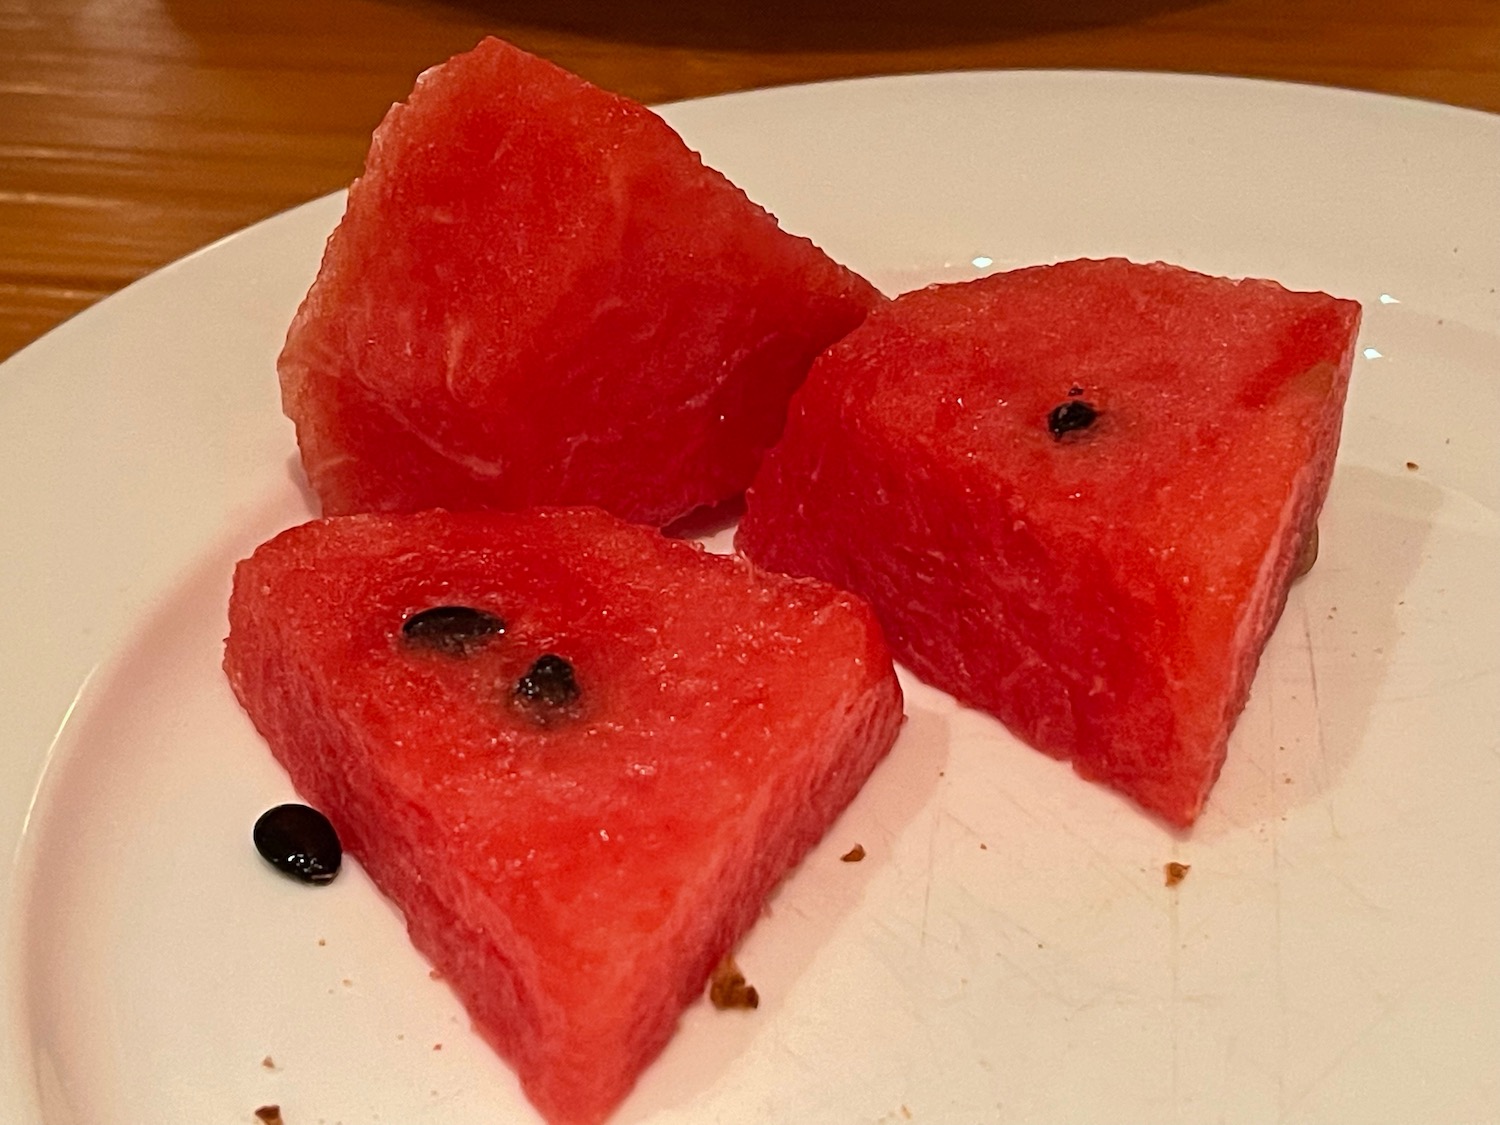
223 507 904 1124
737 258 1360 827
279 36 882 527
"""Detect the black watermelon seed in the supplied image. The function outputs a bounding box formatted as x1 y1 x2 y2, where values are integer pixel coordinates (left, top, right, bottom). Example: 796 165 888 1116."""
513 654 580 723
253 803 342 884
1067 384 1085 397
402 605 505 655
1047 399 1098 440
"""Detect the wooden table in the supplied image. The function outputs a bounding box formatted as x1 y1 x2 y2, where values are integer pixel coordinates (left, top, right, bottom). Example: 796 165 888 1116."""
2 0 1496 361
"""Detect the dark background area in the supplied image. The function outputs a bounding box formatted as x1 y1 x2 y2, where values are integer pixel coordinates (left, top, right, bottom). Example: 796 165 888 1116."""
1 0 1495 357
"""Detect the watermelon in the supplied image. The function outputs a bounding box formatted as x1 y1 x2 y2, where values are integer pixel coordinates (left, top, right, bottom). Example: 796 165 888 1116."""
736 258 1360 827
278 37 882 527
223 507 904 1124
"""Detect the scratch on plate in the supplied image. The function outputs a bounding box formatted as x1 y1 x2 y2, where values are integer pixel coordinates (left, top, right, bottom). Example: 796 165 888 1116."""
1382 667 1499 703
918 804 940 949
1045 812 1160 909
1300 600 1325 750
1278 993 1400 1122
938 807 986 842
988 942 1078 1006
1170 869 1181 1114
1300 601 1340 839
1272 779 1288 1121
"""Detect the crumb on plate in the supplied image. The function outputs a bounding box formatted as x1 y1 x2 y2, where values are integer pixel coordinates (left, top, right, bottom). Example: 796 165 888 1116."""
709 953 760 1010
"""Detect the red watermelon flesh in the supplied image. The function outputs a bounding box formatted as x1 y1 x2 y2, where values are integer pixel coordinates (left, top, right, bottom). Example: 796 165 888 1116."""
223 507 904 1125
278 37 883 527
737 258 1360 827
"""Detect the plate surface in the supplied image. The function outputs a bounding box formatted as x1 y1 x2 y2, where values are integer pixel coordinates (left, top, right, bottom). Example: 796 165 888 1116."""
2 71 1497 1125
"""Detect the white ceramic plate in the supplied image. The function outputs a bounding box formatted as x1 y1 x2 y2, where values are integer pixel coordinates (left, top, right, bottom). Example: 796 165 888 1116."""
2 71 1497 1125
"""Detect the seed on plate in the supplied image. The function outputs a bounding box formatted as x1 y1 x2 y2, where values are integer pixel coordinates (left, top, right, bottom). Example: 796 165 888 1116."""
253 803 342 884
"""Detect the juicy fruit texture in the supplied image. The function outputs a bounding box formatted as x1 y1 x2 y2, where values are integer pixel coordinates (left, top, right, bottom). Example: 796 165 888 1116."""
224 508 903 1125
279 36 882 527
738 258 1360 827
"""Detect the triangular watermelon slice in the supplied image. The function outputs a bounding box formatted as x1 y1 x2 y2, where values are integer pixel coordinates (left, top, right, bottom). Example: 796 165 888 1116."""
224 507 904 1124
279 37 883 527
737 258 1360 827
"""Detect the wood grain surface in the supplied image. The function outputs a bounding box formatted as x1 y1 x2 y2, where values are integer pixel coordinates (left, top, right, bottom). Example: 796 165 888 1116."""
2 0 1497 360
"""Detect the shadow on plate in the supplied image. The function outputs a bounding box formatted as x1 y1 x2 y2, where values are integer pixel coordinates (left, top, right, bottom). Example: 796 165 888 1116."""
1187 461 1443 843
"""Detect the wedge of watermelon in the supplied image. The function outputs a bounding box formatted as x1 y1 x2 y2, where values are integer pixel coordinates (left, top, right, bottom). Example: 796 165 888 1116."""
737 258 1360 827
278 37 882 527
223 507 904 1124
